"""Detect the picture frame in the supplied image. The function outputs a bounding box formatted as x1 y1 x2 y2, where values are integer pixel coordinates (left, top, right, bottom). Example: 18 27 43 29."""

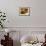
19 7 30 16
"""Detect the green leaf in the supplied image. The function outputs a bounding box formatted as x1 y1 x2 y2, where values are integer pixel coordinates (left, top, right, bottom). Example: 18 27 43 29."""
0 12 2 13
3 16 6 17
1 19 6 21
1 25 3 28
4 13 5 15
0 21 1 23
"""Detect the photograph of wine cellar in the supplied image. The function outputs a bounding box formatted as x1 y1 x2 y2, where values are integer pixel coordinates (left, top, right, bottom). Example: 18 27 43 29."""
19 7 30 16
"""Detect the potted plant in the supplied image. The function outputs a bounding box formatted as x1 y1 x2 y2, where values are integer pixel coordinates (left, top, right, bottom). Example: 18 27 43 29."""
0 10 6 28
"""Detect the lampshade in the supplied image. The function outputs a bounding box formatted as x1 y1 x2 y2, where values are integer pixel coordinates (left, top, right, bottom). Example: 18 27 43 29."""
5 29 10 33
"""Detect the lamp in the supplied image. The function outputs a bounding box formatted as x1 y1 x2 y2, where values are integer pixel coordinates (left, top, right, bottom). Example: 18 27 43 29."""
5 29 9 33
5 29 10 37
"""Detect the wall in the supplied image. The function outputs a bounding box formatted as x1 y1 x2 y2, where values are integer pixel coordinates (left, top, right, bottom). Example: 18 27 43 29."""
0 0 46 27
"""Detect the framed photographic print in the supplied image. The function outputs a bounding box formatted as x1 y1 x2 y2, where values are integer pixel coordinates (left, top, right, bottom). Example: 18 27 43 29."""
19 7 30 16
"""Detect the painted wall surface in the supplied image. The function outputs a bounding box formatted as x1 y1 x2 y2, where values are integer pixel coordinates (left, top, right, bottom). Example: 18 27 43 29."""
0 0 46 27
